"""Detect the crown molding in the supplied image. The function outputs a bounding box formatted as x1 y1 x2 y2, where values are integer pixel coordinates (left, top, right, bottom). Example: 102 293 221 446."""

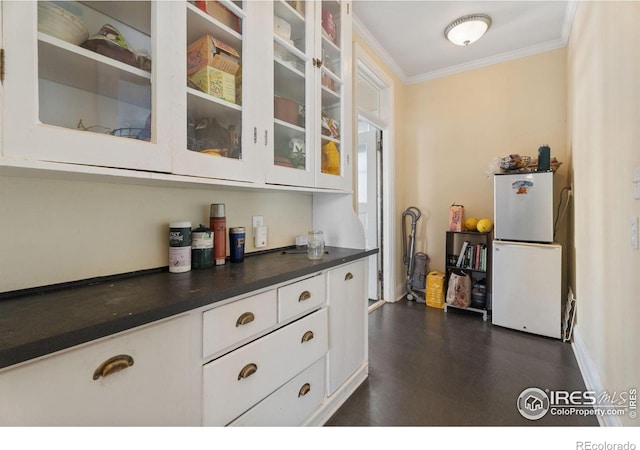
353 1 577 86
407 38 567 84
352 14 410 85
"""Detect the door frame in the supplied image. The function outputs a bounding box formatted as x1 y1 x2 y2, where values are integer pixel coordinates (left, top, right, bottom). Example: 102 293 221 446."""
354 42 396 304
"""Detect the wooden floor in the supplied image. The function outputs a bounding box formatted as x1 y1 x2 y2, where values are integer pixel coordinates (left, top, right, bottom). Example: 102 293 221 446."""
325 299 598 426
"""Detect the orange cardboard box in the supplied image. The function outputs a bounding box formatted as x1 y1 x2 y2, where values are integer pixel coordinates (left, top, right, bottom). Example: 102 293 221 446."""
187 35 240 76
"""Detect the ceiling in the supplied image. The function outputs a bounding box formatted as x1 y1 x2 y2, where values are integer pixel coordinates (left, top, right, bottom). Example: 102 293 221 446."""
351 1 576 84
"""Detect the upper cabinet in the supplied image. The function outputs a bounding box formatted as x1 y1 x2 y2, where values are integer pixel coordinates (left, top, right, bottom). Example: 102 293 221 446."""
263 0 352 190
2 1 173 172
1 1 352 191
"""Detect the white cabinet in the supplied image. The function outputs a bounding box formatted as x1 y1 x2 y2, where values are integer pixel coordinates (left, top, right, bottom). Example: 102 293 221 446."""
0 315 196 426
327 260 366 395
202 307 328 425
2 1 173 172
1 1 352 191
263 0 352 190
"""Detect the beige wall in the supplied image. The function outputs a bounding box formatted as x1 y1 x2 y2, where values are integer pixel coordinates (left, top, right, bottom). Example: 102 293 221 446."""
352 32 409 298
404 49 569 280
0 174 312 293
568 1 640 426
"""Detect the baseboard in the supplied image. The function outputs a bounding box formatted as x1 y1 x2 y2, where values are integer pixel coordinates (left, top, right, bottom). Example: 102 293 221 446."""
303 363 368 426
571 326 619 427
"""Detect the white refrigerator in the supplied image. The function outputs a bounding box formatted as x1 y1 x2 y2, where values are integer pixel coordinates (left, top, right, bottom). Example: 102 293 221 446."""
492 171 562 339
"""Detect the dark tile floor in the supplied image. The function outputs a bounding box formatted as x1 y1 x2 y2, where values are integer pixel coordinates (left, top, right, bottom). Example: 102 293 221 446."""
326 299 599 426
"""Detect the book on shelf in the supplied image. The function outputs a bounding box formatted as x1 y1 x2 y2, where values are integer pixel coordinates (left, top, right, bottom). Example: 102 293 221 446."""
456 241 470 267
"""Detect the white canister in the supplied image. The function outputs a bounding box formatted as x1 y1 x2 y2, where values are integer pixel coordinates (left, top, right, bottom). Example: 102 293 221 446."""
169 221 191 273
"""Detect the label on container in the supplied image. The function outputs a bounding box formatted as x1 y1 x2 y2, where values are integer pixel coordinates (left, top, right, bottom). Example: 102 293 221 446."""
192 231 213 249
169 247 191 272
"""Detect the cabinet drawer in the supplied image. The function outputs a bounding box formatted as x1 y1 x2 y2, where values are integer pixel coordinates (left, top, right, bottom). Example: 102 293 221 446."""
0 315 194 426
278 274 326 322
202 308 328 426
202 290 277 359
230 357 325 426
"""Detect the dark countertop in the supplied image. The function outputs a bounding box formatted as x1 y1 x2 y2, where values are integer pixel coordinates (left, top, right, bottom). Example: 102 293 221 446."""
0 247 377 370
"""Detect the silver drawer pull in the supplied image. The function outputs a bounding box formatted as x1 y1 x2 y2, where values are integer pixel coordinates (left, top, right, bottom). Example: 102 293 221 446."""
236 312 255 327
345 272 354 281
298 290 311 302
238 363 258 380
298 383 311 397
301 330 314 343
93 354 134 380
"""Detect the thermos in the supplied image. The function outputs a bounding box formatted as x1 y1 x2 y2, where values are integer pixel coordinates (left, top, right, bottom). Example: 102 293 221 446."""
169 221 191 273
229 227 246 263
191 224 214 269
538 145 551 172
210 204 227 265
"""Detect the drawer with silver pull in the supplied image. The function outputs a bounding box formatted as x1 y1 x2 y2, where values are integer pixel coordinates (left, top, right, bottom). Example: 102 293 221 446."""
202 290 278 360
277 274 326 322
202 307 328 426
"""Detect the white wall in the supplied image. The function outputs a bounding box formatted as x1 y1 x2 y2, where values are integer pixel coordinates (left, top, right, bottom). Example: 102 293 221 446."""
0 174 312 293
567 1 640 426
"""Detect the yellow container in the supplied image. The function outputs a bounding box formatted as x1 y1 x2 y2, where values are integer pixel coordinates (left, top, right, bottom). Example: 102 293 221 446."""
426 271 445 309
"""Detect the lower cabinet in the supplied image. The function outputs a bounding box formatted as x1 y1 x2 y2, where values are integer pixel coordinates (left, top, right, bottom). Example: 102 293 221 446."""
0 258 369 426
327 260 366 396
0 315 196 426
202 307 328 425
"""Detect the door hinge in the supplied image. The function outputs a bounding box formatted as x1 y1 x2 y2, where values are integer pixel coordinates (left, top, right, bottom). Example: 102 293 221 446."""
1 49 5 83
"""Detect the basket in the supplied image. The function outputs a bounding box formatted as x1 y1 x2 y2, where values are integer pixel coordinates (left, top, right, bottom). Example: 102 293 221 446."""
38 2 89 46
425 271 445 309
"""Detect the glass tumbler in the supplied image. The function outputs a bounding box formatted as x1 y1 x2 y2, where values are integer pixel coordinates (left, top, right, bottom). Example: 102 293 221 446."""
307 230 325 260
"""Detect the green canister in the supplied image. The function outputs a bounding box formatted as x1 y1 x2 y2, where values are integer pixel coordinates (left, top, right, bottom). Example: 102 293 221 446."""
191 224 214 269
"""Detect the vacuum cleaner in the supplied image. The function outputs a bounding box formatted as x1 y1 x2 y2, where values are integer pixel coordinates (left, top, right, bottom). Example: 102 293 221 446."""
402 206 429 302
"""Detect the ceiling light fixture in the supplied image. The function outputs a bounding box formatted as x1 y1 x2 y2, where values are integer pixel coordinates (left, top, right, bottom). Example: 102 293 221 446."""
444 14 492 46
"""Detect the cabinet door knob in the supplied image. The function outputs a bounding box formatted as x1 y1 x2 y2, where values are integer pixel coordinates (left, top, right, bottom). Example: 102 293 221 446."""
298 290 311 302
301 330 314 343
236 312 255 327
93 354 134 380
345 272 354 281
298 383 311 397
238 363 258 380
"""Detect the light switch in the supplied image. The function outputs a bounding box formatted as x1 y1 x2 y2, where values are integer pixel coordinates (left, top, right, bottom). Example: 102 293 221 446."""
632 217 639 250
634 168 640 200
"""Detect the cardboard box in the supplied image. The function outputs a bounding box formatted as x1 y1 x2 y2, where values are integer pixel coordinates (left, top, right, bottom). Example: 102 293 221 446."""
189 66 236 104
187 35 240 76
195 1 240 32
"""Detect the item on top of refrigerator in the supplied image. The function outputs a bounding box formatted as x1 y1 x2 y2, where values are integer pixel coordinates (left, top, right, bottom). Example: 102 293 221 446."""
500 154 531 171
448 204 464 232
476 218 493 233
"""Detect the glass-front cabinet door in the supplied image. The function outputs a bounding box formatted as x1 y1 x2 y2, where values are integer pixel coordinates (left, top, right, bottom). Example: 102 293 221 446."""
314 0 351 191
2 1 172 172
264 0 315 187
171 0 259 183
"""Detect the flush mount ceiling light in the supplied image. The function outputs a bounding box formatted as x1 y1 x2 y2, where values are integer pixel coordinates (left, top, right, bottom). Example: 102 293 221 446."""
444 14 492 46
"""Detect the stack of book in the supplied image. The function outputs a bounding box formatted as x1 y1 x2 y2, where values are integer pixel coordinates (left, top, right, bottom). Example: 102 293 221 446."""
455 241 488 271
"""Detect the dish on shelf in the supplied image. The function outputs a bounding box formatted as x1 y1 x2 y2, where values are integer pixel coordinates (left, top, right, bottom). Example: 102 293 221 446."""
38 2 89 46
